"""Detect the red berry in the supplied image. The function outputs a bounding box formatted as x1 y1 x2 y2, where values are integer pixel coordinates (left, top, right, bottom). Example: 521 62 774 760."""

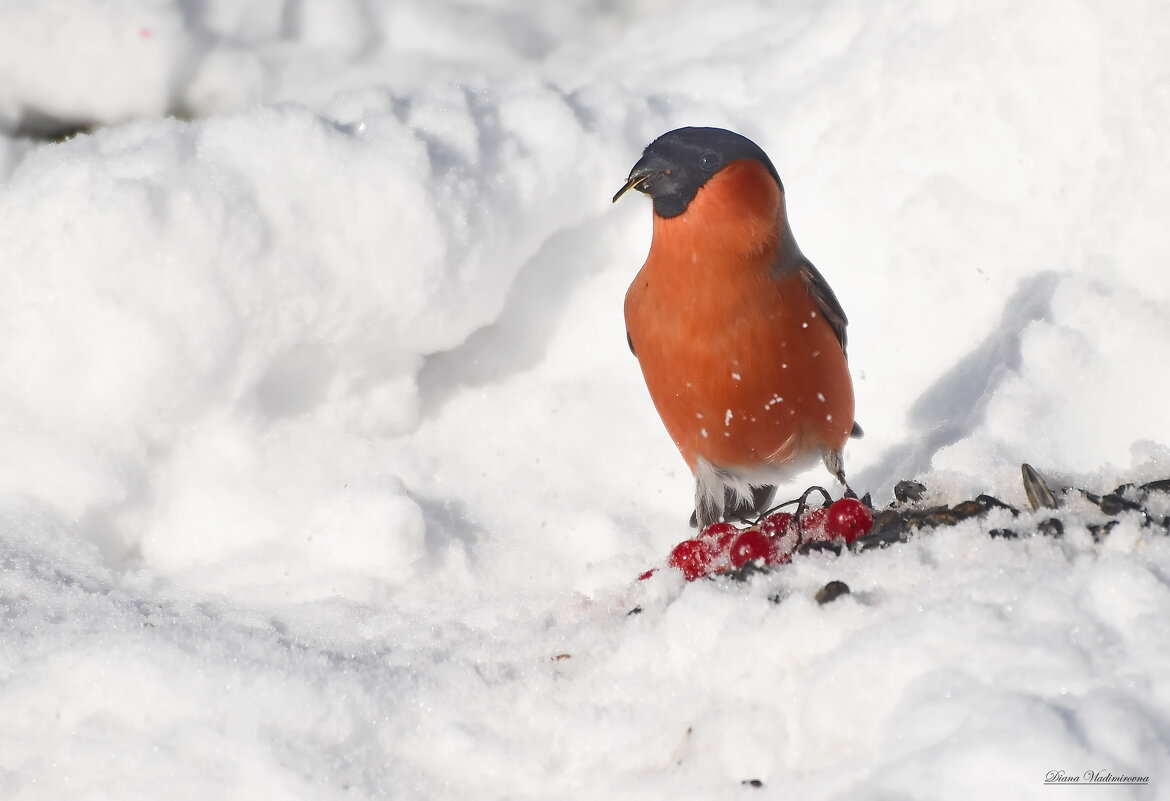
760 512 793 538
825 497 873 543
760 512 797 564
669 539 715 581
800 506 831 540
729 529 771 568
700 522 739 549
699 522 741 571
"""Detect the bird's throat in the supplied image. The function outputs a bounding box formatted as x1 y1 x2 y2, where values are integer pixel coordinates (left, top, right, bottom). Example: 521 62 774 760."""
650 159 783 266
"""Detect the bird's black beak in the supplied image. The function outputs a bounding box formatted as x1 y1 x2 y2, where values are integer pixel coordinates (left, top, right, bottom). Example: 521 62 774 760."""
612 166 664 203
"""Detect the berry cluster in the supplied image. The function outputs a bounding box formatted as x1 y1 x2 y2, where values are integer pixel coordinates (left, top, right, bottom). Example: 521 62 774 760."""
641 465 1170 584
645 497 874 582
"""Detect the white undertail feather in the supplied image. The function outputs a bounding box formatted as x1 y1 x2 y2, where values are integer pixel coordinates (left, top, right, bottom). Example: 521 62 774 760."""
694 457 754 519
693 448 846 528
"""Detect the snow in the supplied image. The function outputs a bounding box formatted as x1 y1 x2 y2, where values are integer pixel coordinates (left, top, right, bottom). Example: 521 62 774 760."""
2 0 1169 798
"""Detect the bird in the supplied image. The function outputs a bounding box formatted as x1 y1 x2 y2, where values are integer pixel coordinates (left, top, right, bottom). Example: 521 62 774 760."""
614 126 860 529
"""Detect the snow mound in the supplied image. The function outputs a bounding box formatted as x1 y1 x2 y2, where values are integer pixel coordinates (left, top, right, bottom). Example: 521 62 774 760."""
0 84 657 601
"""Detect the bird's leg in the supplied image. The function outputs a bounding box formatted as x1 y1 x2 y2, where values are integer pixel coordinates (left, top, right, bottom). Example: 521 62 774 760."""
824 448 858 497
823 449 846 485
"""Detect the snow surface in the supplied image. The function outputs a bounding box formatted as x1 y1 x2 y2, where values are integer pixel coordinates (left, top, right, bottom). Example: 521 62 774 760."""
2 0 1170 798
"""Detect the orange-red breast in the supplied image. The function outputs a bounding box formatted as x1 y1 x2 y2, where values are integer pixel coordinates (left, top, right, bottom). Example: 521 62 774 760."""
614 127 860 528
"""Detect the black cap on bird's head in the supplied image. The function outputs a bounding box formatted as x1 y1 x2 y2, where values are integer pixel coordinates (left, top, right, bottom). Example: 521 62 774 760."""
612 127 783 218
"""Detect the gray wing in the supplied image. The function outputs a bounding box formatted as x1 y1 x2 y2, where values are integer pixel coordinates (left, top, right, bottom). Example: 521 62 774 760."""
799 257 862 439
798 256 848 354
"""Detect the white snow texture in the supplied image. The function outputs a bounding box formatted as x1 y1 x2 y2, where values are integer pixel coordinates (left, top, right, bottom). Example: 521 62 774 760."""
2 1 1169 798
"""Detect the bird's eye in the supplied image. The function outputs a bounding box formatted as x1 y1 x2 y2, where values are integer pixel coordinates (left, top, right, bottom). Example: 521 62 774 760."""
699 152 720 171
